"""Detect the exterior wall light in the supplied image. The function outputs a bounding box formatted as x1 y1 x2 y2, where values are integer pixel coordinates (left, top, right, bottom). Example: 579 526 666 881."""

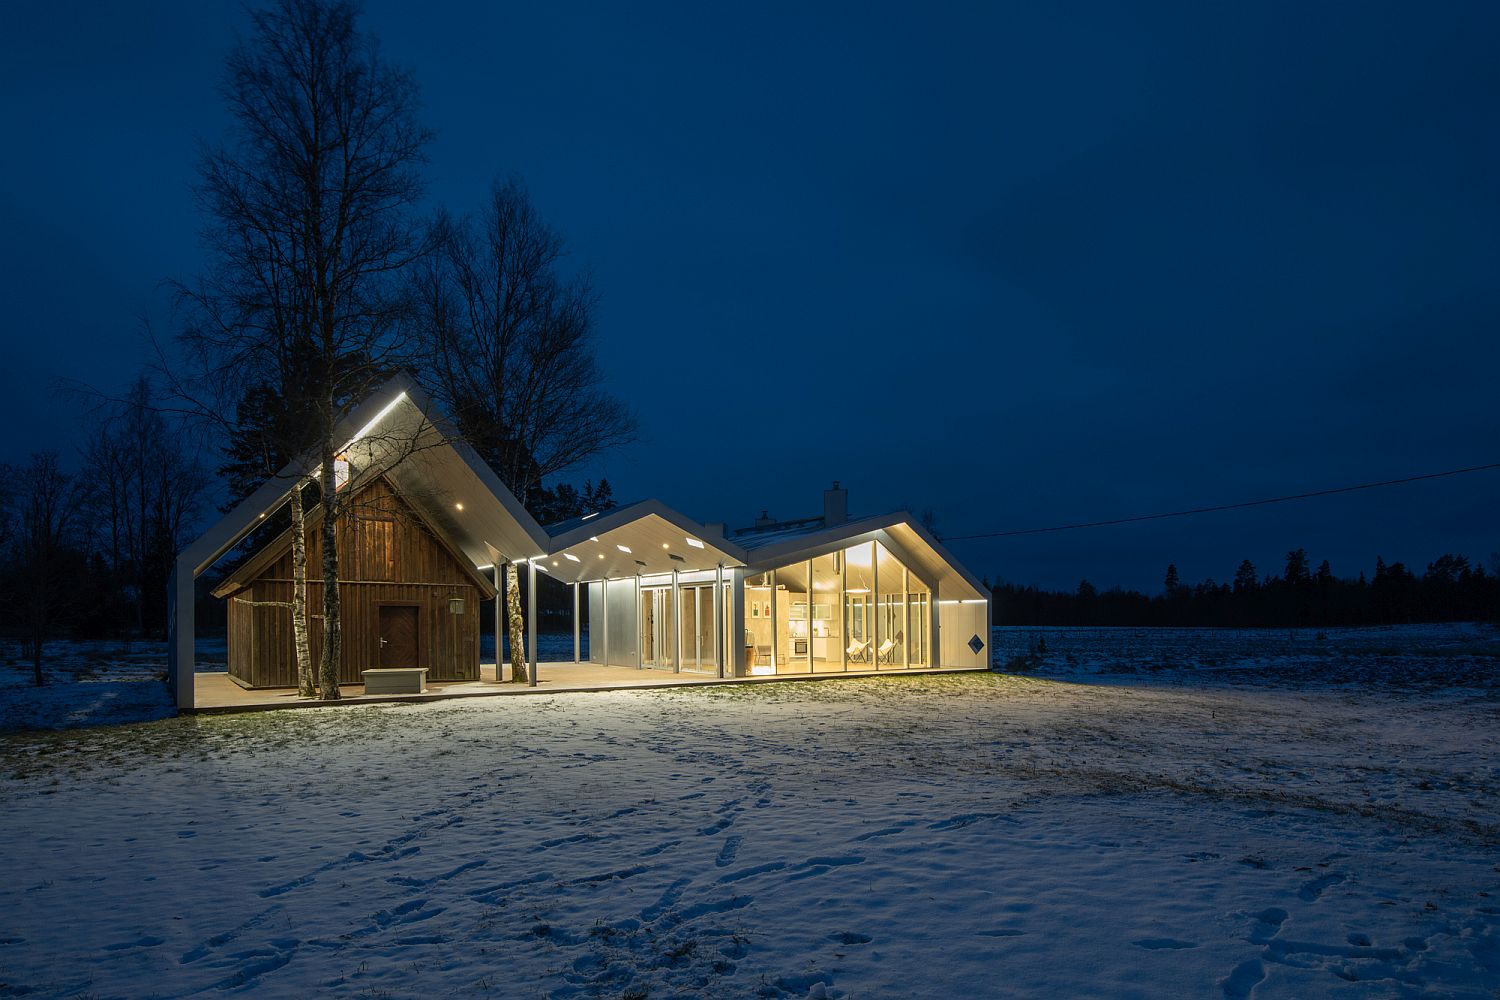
449 597 465 615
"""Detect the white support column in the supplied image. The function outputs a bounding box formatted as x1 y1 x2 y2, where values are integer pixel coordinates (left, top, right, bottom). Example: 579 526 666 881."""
768 567 778 673
984 595 993 671
527 560 538 687
903 566 911 669
501 566 513 683
572 582 581 663
806 560 814 673
602 579 610 667
871 541 879 668
840 550 848 672
714 564 725 679
730 568 746 678
924 581 936 668
671 567 681 673
635 574 643 670
169 556 196 709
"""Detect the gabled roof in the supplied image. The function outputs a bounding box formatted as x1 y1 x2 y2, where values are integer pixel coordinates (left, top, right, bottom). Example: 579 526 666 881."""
539 500 747 584
209 473 499 600
182 372 547 583
737 512 989 602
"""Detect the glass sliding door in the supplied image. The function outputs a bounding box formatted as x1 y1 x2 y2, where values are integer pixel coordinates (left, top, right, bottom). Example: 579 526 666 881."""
641 587 673 669
677 584 716 673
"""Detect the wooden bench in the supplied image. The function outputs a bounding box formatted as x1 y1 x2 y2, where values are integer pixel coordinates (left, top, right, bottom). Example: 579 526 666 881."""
361 667 429 694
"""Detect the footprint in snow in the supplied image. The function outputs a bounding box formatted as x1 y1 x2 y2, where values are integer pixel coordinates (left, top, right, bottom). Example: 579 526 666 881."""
1298 872 1345 902
1248 908 1287 945
786 856 865 882
1133 938 1197 950
103 936 165 951
829 931 872 945
715 835 744 867
927 812 1007 831
1220 958 1266 999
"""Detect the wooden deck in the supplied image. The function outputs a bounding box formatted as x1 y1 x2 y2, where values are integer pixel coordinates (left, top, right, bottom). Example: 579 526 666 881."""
191 660 986 713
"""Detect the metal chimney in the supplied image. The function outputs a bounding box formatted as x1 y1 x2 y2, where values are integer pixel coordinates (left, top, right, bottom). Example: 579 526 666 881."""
823 481 848 526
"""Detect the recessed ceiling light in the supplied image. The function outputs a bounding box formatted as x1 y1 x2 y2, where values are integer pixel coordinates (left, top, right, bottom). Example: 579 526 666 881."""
617 544 632 554
590 536 599 542
685 537 704 549
598 553 605 559
662 543 670 549
563 553 580 563
551 561 558 567
455 502 463 511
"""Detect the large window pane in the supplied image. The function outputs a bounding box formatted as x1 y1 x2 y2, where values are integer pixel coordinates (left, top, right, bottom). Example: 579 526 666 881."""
745 571 774 674
810 552 842 672
876 543 905 669
844 542 875 667
907 574 929 667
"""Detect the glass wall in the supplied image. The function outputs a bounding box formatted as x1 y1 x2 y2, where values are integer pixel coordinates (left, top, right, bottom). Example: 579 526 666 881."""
678 584 717 673
745 570 774 674
876 543 905 669
641 586 673 668
907 574 930 668
809 552 842 672
743 539 928 675
844 543 875 667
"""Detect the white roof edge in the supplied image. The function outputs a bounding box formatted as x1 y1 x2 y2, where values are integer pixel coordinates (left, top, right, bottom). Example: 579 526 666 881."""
396 378 550 554
743 511 989 600
179 372 548 578
547 499 749 564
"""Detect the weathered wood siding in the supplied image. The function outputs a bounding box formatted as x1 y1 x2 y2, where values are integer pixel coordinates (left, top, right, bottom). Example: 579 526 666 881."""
223 478 483 688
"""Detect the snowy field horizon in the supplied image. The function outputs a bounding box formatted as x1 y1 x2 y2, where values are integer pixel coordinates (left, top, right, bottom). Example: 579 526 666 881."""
1 624 1496 997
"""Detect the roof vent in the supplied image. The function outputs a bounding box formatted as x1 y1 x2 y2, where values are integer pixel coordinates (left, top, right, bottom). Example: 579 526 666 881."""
754 509 776 528
823 481 848 526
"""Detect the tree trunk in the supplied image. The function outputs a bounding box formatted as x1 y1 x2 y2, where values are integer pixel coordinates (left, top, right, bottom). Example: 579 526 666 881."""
507 562 528 683
289 479 315 698
31 638 43 688
317 441 342 700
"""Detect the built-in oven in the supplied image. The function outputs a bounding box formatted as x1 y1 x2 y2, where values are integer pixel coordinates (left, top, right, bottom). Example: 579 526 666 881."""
792 637 808 656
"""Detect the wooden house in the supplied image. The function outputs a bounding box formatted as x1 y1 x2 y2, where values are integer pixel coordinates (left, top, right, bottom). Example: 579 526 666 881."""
212 476 496 689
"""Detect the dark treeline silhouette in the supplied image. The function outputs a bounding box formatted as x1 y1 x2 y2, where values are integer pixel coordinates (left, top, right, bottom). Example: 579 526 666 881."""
990 549 1500 627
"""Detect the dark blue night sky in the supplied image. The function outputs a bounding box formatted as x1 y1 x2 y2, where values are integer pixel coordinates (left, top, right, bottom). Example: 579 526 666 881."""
2 1 1496 591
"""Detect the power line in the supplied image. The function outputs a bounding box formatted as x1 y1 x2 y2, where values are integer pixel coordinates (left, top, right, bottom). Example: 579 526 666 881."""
938 462 1500 542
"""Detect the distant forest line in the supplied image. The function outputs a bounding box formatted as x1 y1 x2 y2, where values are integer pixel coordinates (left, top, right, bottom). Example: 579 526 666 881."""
988 549 1500 627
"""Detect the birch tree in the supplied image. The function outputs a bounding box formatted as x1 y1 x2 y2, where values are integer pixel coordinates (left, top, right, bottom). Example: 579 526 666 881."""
175 0 431 699
411 178 636 679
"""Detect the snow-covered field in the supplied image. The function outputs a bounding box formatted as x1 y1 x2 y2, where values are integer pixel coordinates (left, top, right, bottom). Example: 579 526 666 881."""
1 625 1497 998
992 622 1500 690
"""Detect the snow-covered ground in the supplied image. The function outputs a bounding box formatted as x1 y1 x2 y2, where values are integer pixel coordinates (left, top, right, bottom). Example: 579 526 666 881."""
0 632 589 732
0 638 191 732
992 622 1500 690
1 639 1497 997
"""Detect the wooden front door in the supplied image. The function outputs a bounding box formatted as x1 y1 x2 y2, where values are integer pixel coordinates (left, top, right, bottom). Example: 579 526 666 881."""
378 605 419 668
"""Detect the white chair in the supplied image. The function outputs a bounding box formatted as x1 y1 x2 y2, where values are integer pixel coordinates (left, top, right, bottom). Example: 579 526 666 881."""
875 638 897 664
846 638 870 663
